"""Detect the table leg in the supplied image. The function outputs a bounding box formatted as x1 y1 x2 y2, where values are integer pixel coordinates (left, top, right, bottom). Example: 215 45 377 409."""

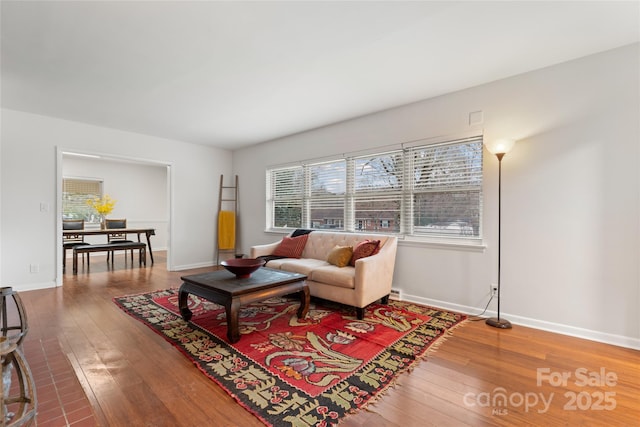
145 231 155 265
297 283 310 319
73 250 78 274
178 286 192 321
226 299 241 343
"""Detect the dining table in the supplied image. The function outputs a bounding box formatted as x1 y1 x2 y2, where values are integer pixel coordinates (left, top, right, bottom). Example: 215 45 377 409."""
63 227 157 264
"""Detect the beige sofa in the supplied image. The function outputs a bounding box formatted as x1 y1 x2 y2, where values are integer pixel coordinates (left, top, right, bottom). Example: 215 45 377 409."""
250 231 398 319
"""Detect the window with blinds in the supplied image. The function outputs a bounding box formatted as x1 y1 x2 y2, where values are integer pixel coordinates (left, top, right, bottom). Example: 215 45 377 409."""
267 135 483 240
410 137 483 237
268 167 304 228
62 178 103 223
353 151 403 233
309 160 346 230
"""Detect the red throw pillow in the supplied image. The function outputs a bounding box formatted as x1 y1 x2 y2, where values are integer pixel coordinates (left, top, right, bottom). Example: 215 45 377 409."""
272 234 309 258
350 239 380 266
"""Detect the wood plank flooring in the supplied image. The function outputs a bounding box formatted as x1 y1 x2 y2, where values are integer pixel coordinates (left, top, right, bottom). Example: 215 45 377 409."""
17 252 640 426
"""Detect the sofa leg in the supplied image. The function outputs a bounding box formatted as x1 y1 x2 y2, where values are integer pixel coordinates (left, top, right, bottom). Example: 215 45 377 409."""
356 307 365 320
380 294 390 304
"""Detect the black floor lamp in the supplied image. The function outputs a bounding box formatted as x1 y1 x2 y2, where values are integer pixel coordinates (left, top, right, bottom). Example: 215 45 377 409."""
485 139 515 329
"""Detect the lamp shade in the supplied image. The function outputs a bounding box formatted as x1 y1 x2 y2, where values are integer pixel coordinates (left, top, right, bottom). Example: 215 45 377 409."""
485 139 515 155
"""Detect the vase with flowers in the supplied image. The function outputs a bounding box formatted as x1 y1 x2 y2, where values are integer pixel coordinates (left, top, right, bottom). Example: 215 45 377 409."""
87 195 117 229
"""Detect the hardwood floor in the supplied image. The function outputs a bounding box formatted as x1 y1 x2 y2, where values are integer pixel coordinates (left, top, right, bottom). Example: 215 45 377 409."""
17 252 640 426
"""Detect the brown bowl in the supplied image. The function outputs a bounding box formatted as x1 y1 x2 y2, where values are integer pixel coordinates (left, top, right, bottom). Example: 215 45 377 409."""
220 258 265 279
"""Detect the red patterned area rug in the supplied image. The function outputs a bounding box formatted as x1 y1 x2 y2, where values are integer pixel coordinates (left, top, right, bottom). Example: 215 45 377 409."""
114 289 467 427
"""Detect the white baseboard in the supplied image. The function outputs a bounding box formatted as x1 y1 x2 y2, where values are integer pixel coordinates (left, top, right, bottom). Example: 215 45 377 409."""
169 261 216 271
399 292 640 351
12 281 59 292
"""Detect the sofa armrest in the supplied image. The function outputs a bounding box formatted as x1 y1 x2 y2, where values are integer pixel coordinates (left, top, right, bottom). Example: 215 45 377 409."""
353 237 398 304
250 241 281 258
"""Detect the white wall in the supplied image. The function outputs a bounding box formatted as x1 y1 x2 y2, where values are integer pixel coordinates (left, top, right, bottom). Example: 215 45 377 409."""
62 156 169 249
1 44 636 348
233 44 640 348
0 110 233 289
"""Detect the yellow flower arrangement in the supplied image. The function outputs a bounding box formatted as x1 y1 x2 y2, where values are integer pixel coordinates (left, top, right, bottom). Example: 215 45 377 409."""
87 194 116 216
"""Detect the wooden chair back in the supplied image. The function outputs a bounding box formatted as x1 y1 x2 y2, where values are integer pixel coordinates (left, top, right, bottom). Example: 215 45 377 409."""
63 219 84 244
106 219 129 242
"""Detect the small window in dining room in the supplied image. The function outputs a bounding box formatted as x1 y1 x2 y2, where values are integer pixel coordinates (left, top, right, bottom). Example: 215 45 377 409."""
63 178 103 224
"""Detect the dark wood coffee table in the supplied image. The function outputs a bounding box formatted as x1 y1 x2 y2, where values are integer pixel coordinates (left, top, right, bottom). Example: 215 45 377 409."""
178 267 309 343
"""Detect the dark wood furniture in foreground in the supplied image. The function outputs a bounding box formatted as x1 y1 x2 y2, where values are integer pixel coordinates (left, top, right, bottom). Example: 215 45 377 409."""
73 242 147 274
63 227 156 264
179 267 309 343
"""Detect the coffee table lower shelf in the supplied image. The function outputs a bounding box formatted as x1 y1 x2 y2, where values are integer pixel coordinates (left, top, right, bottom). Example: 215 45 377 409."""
178 268 309 343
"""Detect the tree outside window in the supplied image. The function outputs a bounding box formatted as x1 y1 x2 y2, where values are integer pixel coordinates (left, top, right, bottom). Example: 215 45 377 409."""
267 136 483 239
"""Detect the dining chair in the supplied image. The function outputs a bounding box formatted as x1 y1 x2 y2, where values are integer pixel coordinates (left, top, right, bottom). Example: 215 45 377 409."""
105 218 134 263
63 219 87 272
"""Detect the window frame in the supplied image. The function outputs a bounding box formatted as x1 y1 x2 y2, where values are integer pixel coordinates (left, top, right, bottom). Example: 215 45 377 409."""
62 177 104 226
407 137 483 239
266 135 484 246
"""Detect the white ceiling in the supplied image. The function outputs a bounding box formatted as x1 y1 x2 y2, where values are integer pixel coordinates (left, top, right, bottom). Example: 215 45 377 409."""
2 1 639 150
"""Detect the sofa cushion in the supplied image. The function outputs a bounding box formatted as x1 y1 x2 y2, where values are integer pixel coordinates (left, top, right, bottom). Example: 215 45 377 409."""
350 239 380 266
272 234 309 258
326 245 353 267
278 258 330 276
310 265 355 289
263 258 290 269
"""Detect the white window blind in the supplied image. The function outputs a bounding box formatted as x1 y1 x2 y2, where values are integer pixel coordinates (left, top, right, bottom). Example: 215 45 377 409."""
410 137 483 237
268 166 304 228
308 160 346 230
267 135 483 240
62 178 103 223
352 151 403 232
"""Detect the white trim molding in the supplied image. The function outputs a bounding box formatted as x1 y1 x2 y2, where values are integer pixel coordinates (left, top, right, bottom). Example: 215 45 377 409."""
402 293 640 351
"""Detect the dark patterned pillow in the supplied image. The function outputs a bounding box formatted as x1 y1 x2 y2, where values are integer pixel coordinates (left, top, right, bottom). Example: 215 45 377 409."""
272 234 309 258
350 239 380 266
291 229 313 237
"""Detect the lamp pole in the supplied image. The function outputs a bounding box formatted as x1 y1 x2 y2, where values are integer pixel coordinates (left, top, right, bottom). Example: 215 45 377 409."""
485 141 514 329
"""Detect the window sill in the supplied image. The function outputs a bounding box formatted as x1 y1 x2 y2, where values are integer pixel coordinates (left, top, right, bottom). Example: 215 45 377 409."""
264 229 294 236
399 236 486 252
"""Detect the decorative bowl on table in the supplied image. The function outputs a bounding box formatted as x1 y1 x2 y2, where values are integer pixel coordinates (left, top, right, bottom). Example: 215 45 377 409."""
221 258 265 279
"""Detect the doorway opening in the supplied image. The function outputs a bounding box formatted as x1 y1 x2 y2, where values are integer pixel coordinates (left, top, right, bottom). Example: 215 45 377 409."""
57 148 172 283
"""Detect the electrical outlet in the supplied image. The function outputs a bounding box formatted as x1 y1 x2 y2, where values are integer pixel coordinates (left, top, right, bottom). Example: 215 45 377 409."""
389 288 403 301
491 284 498 297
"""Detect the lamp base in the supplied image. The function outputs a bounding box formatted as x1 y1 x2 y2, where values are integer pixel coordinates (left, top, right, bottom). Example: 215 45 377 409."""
486 317 512 329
